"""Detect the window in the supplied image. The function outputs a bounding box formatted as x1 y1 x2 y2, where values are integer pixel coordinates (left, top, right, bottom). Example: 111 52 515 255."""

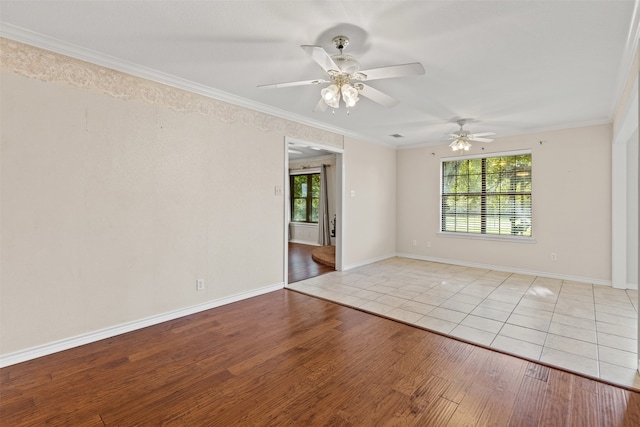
441 151 532 237
290 173 320 223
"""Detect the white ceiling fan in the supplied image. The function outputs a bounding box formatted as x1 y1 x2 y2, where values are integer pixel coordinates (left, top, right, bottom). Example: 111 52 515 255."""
258 36 425 112
447 119 496 151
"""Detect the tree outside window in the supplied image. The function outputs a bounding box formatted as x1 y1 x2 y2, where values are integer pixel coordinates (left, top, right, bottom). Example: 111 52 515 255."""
290 173 320 223
441 152 532 236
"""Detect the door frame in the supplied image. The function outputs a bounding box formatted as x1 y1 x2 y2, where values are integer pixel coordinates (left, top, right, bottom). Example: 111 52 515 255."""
283 136 344 286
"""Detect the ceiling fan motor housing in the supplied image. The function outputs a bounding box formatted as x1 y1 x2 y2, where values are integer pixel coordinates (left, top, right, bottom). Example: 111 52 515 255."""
332 36 349 51
332 54 360 74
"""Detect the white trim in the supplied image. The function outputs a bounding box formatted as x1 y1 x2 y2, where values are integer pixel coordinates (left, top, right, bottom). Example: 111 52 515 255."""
397 120 613 150
611 75 638 289
289 168 321 176
286 137 345 154
288 239 321 246
289 154 337 164
440 148 532 162
343 253 396 271
397 253 613 287
437 232 536 244
335 151 344 271
283 137 290 285
611 0 640 120
612 143 629 289
0 282 284 368
289 222 319 228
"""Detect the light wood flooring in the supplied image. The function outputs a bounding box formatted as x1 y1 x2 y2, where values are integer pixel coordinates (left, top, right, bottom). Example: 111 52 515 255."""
1 289 639 426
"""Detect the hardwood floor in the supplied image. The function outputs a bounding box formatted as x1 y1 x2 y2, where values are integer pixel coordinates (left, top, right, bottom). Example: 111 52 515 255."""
288 242 334 283
1 290 639 426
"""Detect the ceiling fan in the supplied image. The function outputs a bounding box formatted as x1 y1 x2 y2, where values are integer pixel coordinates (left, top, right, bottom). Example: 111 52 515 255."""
258 36 425 112
447 119 496 151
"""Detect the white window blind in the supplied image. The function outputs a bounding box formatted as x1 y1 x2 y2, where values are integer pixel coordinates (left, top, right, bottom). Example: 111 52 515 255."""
441 152 532 236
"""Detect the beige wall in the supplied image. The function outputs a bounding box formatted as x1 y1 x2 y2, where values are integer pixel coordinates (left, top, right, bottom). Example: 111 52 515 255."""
397 124 612 283
343 136 397 268
0 71 287 354
0 39 348 358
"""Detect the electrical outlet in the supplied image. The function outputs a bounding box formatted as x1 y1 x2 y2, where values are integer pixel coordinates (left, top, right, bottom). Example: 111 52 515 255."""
550 253 558 261
196 279 205 291
427 241 431 248
412 240 417 246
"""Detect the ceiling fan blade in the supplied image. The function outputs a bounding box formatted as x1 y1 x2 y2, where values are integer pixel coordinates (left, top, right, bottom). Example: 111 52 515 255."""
313 98 328 113
468 137 494 143
258 78 328 89
358 84 399 108
470 132 496 137
300 45 340 73
358 62 425 81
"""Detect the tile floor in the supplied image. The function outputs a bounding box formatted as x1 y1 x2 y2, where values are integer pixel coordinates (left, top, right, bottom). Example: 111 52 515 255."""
287 257 640 390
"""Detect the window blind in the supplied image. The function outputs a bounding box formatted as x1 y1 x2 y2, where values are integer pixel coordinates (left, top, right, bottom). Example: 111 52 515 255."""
441 152 532 236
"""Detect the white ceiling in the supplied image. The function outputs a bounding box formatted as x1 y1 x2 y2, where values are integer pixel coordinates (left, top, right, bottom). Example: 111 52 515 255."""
1 1 638 148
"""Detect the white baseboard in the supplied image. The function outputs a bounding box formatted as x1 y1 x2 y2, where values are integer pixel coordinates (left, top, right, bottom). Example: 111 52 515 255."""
396 253 614 288
0 282 284 368
288 239 321 246
344 253 397 271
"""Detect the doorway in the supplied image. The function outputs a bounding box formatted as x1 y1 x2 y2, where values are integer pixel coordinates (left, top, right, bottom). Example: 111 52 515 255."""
283 137 343 286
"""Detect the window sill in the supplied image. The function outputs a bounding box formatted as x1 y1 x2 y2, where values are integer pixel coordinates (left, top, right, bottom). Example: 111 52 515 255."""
437 232 536 244
289 222 319 227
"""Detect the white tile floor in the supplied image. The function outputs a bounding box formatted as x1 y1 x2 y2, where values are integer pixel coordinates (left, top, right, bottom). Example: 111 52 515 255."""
287 257 640 390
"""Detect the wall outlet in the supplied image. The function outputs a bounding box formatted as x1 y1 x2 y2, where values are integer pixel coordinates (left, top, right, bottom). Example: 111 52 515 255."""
412 240 417 246
196 279 205 291
550 253 558 261
274 186 282 195
426 241 431 248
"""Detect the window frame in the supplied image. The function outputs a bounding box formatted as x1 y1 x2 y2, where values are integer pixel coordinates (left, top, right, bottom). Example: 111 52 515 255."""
439 149 535 243
289 171 320 224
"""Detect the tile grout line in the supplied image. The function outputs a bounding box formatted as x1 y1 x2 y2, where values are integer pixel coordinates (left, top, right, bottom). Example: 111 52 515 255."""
291 258 638 388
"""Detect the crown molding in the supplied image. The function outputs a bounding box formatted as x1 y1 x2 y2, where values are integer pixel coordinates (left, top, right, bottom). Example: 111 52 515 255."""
396 118 613 151
0 23 389 147
611 0 640 119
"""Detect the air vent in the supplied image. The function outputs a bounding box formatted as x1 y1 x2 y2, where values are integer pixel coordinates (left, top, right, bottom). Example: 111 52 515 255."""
390 133 404 138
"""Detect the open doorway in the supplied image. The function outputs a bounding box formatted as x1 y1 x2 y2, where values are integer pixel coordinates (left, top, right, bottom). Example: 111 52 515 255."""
283 137 343 285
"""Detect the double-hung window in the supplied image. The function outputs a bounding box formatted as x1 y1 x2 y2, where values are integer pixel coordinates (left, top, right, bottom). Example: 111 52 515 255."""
290 173 320 223
441 151 532 237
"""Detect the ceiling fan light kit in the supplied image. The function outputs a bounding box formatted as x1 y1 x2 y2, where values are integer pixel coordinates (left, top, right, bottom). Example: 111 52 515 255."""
259 35 425 114
447 119 496 152
449 138 472 152
319 37 361 110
